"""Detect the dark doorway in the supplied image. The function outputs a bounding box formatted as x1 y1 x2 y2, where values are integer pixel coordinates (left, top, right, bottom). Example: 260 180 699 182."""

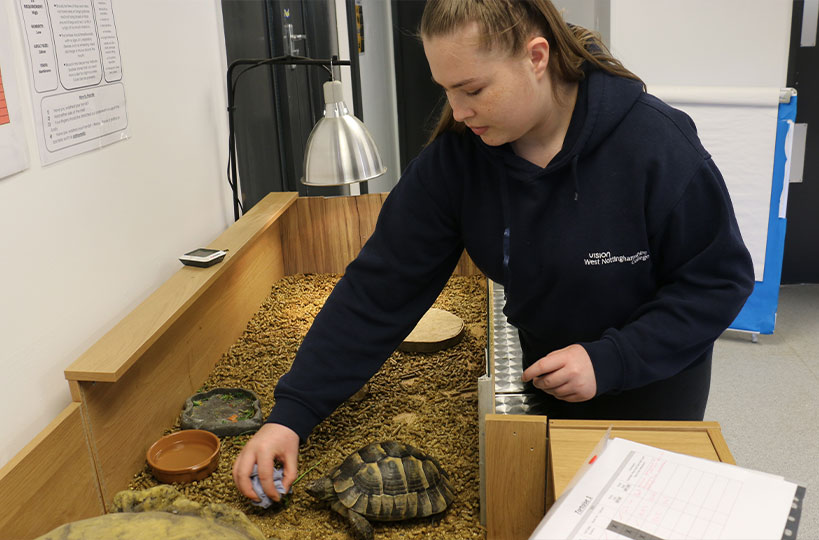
391 0 446 172
783 1 819 283
221 0 365 214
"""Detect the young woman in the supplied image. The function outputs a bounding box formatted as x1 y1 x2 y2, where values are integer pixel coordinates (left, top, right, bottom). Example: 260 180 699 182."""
233 0 754 503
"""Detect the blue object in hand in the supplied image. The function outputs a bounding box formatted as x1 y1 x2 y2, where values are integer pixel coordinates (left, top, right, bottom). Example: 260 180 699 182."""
250 464 289 508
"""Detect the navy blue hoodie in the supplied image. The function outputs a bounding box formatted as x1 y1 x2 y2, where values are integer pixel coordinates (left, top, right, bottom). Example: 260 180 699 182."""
268 67 754 440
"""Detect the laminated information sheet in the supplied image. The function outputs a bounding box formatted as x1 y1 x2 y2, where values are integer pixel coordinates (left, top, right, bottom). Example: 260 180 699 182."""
16 0 128 165
531 437 801 540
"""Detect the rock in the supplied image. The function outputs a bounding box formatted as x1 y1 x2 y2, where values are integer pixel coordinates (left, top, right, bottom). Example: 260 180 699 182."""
35 512 260 540
180 387 264 437
398 308 465 353
35 486 267 540
112 484 182 512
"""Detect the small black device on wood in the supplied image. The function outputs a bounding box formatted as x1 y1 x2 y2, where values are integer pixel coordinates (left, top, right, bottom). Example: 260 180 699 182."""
179 248 227 268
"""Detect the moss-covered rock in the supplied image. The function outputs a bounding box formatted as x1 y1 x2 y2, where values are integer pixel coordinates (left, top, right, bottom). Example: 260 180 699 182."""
36 486 270 540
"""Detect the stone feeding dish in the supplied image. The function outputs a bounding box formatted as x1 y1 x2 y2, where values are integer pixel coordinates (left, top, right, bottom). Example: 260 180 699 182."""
146 429 221 484
180 387 264 437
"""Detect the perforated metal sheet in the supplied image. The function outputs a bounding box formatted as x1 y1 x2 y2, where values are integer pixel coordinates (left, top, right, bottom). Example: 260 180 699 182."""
494 393 551 416
491 282 540 413
492 315 525 394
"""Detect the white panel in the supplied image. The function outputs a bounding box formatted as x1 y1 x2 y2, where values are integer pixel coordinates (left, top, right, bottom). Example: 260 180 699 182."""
552 0 611 46
354 0 400 193
552 0 598 30
610 0 792 87
0 0 232 467
333 0 359 195
802 0 818 47
789 123 808 183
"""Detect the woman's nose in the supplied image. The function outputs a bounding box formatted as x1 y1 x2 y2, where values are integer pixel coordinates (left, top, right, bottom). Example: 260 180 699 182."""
450 98 474 123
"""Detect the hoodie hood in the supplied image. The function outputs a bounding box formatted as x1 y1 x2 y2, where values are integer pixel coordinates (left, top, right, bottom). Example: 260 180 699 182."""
474 66 645 177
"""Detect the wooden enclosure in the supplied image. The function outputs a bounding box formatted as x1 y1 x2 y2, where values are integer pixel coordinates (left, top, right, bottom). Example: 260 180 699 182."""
0 192 478 538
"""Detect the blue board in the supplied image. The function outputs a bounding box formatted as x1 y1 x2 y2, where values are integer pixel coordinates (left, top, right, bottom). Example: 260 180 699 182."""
729 96 798 334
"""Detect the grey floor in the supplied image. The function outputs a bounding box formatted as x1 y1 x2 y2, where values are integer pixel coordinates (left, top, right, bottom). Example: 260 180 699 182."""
706 284 819 539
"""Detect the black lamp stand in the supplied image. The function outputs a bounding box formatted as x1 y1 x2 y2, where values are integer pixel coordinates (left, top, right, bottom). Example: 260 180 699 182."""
227 55 351 221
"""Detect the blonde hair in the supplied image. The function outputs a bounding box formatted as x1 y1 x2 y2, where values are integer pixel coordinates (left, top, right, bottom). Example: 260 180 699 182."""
420 0 644 143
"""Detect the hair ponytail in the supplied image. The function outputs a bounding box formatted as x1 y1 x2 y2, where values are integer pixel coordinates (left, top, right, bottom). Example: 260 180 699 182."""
421 0 644 144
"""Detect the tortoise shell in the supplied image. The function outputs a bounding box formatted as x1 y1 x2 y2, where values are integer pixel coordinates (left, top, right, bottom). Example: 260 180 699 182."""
329 441 454 521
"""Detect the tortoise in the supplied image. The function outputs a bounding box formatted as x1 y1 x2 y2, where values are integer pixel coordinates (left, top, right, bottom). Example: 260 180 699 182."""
306 441 455 540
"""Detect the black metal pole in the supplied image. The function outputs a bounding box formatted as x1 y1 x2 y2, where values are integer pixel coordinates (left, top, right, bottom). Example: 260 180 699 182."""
226 56 351 221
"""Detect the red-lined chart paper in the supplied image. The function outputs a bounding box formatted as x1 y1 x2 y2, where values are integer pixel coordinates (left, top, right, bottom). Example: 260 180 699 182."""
0 66 10 126
0 11 29 179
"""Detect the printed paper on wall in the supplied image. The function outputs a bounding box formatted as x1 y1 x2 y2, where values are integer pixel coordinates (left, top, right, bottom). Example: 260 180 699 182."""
16 0 129 165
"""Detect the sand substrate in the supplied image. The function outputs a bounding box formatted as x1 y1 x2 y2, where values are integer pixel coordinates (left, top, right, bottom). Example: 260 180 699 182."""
130 273 488 539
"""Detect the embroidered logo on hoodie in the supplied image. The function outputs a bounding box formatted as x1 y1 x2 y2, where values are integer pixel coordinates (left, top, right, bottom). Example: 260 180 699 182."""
583 250 650 266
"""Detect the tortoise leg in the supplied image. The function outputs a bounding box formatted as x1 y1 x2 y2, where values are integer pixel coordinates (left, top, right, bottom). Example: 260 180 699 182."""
330 500 374 540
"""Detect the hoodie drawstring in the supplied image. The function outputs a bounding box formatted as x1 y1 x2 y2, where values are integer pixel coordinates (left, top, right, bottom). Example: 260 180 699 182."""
571 155 580 201
498 167 512 301
497 153 580 301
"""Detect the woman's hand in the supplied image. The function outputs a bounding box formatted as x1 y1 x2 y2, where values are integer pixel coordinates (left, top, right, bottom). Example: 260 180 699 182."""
521 344 597 402
232 422 299 502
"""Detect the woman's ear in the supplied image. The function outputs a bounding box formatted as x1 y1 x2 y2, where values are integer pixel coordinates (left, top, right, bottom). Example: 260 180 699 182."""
527 37 550 78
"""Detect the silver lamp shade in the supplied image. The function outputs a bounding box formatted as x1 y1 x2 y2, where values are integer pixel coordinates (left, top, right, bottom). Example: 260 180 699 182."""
301 81 387 186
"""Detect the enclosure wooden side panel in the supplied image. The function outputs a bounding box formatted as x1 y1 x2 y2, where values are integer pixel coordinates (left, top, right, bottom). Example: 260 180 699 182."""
485 414 549 540
0 403 104 539
706 426 736 465
280 194 481 275
80 224 285 506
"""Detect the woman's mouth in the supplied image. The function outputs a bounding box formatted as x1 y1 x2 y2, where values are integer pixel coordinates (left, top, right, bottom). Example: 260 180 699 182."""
470 126 488 136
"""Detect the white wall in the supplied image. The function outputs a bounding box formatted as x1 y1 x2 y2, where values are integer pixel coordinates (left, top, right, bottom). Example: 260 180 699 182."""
0 0 232 467
610 0 792 87
553 0 611 46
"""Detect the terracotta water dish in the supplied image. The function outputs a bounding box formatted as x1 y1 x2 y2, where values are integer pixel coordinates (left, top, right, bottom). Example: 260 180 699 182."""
146 429 221 484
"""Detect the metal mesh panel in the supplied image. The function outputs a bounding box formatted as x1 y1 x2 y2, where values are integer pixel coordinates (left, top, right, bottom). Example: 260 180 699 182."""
491 282 543 414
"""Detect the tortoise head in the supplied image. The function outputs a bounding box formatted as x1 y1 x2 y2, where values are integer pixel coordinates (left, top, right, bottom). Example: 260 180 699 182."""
305 476 336 502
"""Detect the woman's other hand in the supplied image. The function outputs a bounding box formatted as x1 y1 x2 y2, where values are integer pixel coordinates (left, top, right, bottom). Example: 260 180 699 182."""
521 344 597 402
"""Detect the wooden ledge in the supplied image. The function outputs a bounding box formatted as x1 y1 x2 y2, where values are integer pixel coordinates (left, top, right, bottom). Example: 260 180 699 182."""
64 192 298 382
548 419 724 431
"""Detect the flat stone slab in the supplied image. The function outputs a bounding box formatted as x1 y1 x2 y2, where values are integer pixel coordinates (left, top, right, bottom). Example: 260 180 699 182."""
399 308 465 353
180 387 263 437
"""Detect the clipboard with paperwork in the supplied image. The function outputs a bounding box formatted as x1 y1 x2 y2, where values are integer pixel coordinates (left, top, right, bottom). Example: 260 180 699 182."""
531 434 804 540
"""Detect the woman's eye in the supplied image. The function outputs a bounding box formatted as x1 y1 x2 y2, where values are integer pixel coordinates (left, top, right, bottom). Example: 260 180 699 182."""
466 88 482 97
